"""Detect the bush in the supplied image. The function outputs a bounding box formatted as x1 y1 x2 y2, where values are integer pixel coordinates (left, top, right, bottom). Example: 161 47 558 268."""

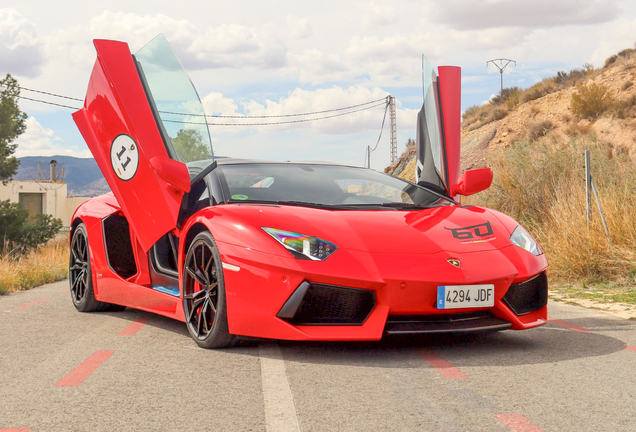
490 87 521 106
527 120 554 141
0 200 63 254
605 55 618 68
465 136 636 283
570 82 613 119
462 104 482 120
612 95 636 119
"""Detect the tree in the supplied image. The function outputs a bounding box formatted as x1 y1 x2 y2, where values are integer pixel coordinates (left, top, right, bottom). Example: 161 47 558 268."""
0 74 26 181
0 75 62 253
171 129 212 163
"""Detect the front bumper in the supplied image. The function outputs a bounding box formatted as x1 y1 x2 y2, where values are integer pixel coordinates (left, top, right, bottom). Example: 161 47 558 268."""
218 241 548 341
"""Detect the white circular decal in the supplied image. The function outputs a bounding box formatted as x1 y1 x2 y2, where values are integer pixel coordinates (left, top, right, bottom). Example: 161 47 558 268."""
110 134 139 181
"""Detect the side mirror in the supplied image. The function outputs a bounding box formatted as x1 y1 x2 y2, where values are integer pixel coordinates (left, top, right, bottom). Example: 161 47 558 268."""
451 168 493 196
149 156 191 194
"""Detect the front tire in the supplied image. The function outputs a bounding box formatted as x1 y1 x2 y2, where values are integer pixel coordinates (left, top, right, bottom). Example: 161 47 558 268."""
69 223 124 312
183 231 235 348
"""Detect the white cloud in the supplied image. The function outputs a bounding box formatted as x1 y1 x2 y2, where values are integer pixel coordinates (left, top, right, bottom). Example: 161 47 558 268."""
240 86 392 134
14 117 91 158
362 2 399 27
588 18 636 67
45 11 288 71
434 0 618 30
286 15 312 39
0 8 44 77
201 92 240 116
292 49 350 84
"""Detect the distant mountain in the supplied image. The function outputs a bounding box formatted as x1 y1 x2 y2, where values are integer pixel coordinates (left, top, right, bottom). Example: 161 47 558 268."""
16 156 109 197
16 155 227 197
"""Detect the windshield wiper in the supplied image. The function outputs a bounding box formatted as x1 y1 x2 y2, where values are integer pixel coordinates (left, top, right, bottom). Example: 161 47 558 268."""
379 202 438 210
275 201 363 210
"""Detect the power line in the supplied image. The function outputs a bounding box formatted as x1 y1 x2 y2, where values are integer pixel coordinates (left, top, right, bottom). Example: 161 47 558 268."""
366 99 390 168
18 86 83 102
512 0 562 50
520 0 604 65
161 101 388 126
159 97 389 119
514 0 582 61
11 83 389 120
369 101 390 153
15 92 387 126
17 95 80 110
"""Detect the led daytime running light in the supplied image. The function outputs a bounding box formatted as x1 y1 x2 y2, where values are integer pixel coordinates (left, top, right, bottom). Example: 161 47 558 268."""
510 225 542 256
262 228 338 261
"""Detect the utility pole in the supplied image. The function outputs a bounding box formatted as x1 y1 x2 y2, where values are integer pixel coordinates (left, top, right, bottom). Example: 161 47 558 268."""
389 96 397 165
486 58 516 95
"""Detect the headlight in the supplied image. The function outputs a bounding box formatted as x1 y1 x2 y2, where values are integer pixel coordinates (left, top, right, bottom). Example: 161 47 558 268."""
510 225 542 256
262 228 338 261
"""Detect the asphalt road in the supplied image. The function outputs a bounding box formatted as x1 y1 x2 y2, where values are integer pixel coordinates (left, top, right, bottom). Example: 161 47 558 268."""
1 280 636 432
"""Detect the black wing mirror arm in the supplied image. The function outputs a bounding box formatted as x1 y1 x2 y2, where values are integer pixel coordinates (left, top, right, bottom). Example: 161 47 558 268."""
176 161 218 229
190 160 217 187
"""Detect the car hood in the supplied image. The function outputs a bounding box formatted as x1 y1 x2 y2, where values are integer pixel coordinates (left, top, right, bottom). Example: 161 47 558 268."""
212 203 514 255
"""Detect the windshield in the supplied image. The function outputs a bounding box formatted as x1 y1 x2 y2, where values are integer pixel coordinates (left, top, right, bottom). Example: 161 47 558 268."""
216 164 452 208
134 34 213 163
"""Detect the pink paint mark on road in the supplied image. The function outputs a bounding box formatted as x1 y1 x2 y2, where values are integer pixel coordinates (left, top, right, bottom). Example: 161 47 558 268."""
418 350 469 379
118 318 149 336
625 346 636 353
55 350 115 387
548 318 591 333
0 428 31 432
14 299 48 309
494 414 544 432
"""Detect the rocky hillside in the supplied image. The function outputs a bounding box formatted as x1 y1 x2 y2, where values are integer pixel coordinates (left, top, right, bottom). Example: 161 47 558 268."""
387 47 636 178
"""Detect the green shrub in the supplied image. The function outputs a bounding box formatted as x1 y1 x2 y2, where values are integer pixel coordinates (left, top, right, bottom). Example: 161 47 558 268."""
0 200 63 254
570 82 613 119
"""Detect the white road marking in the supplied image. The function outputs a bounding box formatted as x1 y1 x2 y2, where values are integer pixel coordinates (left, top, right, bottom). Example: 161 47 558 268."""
259 344 301 432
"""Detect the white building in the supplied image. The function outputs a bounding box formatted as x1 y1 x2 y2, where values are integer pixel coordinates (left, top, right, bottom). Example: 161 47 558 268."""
0 161 89 227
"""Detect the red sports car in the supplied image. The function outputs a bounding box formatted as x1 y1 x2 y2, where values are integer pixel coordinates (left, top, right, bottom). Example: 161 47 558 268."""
69 35 548 348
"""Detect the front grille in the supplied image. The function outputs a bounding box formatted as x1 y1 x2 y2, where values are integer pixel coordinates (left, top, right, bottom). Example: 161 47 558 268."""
278 282 375 325
384 311 511 334
503 272 548 315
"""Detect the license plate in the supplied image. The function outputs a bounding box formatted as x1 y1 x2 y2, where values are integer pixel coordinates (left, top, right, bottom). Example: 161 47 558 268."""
437 284 495 309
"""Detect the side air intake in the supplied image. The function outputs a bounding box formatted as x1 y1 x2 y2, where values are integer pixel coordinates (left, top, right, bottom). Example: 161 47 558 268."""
277 282 375 325
502 272 548 315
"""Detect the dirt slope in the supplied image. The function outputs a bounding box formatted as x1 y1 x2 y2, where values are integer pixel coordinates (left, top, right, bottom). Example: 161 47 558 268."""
388 53 636 179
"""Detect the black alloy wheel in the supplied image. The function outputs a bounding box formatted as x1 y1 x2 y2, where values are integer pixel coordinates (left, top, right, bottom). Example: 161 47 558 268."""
69 222 124 312
69 224 90 306
183 231 235 348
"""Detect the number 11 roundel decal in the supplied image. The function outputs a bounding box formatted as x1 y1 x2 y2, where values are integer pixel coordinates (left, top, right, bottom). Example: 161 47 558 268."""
110 134 140 181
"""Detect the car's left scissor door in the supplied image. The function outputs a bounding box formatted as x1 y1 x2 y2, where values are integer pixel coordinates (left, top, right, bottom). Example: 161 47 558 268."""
73 36 212 252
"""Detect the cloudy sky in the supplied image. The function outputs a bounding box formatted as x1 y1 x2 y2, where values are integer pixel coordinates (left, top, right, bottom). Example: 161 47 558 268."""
2 0 636 170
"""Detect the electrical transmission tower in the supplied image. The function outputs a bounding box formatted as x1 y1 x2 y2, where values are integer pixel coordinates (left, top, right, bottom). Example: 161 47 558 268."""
389 96 397 165
486 59 516 95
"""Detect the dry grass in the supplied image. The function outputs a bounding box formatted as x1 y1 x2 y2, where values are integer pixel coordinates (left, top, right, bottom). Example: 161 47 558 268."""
0 235 68 295
465 135 636 283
